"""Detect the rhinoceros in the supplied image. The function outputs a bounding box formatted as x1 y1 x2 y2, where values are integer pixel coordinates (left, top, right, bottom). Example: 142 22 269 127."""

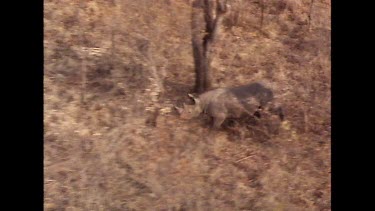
175 82 284 128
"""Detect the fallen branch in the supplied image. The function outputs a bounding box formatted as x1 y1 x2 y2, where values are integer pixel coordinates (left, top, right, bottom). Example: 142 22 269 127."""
236 155 254 163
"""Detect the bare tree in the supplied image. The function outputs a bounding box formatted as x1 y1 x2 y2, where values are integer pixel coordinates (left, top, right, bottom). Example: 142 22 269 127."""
191 0 229 93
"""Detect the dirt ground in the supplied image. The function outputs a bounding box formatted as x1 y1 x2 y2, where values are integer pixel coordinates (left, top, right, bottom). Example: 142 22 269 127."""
44 0 331 210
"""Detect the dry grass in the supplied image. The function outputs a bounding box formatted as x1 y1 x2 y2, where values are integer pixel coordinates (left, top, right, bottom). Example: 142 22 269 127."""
44 0 331 210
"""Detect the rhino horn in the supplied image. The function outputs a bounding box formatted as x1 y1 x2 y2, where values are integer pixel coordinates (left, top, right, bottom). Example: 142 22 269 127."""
174 105 183 114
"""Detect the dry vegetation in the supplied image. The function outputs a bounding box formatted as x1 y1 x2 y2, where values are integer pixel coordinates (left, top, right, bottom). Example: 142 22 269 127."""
44 0 331 210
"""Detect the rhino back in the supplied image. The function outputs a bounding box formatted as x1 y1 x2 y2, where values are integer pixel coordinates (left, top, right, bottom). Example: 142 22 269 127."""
229 82 274 108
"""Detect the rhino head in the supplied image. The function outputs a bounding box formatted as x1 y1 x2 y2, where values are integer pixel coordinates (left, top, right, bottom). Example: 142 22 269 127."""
175 94 203 119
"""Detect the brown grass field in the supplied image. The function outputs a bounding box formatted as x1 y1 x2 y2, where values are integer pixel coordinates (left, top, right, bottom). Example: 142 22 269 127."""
44 0 331 210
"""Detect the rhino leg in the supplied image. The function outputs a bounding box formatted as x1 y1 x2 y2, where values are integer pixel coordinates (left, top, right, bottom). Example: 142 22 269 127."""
269 105 284 121
265 102 284 121
212 113 226 129
275 106 284 121
254 109 261 119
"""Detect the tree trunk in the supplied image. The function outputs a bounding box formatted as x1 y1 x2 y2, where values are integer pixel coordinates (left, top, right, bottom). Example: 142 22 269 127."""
191 0 228 93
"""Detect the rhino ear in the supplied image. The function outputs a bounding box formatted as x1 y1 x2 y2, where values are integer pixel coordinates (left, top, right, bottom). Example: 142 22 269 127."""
188 93 200 104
